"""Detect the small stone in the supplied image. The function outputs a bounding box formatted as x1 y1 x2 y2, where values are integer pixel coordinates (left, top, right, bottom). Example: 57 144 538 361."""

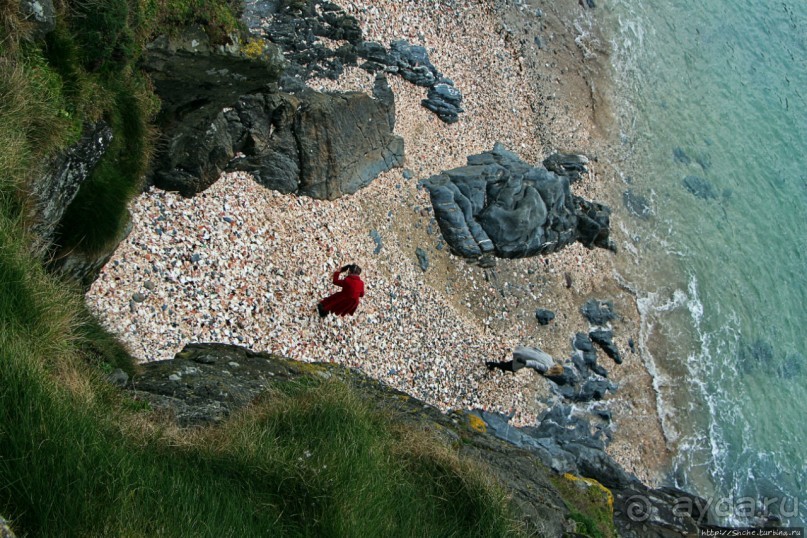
534 308 555 325
132 292 146 302
144 280 156 291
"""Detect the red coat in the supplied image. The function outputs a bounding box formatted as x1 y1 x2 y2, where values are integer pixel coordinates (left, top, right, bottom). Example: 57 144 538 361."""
320 271 364 316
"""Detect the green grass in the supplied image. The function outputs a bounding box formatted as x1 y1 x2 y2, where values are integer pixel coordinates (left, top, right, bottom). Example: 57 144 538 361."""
551 474 617 538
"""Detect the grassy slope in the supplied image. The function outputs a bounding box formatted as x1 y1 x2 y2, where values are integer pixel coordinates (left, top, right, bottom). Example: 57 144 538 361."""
0 1 531 536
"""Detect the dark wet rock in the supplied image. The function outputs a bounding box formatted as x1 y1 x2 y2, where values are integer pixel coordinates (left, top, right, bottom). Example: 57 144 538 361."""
628 338 636 353
415 247 429 271
589 329 622 365
614 484 702 537
542 152 589 183
423 143 615 260
673 147 691 165
142 26 284 129
535 308 555 325
241 0 362 83
695 152 712 171
573 332 595 352
575 377 616 402
241 0 465 123
20 0 55 39
545 365 578 387
30 122 114 253
369 229 383 254
778 352 804 379
388 39 440 86
580 299 617 325
623 189 653 219
738 338 774 373
573 333 599 369
421 80 464 124
153 82 403 198
683 175 718 200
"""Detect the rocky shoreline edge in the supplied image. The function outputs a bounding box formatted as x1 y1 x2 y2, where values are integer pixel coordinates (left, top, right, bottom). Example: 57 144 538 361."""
115 342 711 537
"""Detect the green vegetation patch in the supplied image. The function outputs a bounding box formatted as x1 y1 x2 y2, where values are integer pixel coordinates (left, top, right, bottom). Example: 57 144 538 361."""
551 473 617 538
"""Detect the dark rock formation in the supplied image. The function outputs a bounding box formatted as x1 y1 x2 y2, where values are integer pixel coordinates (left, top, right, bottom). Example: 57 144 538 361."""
152 78 403 198
623 189 653 219
683 175 718 200
542 152 590 183
129 343 306 426
142 26 284 127
415 247 429 271
535 308 555 325
242 1 464 123
29 122 113 253
590 329 623 365
673 147 691 165
423 143 615 262
581 298 617 325
241 0 363 83
127 342 702 537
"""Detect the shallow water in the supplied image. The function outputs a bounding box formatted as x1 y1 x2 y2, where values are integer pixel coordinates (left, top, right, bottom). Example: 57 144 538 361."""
598 0 807 526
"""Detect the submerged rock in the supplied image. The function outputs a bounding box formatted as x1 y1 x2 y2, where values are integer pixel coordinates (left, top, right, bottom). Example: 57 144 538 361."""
683 175 718 200
622 189 653 219
422 144 614 260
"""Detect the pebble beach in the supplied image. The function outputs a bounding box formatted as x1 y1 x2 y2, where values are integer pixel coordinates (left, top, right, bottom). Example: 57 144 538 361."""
87 0 669 484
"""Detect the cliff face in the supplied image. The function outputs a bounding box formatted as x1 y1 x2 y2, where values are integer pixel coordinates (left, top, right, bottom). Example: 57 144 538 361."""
125 343 704 537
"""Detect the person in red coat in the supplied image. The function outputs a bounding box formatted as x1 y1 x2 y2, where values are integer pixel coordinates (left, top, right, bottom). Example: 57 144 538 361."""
317 264 365 318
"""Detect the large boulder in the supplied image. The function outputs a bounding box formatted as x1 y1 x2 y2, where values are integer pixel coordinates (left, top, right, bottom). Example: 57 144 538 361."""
422 143 615 260
28 122 113 254
142 25 284 127
152 76 403 199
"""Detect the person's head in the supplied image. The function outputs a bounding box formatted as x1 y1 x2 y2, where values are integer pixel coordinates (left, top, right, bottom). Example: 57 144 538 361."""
349 264 362 275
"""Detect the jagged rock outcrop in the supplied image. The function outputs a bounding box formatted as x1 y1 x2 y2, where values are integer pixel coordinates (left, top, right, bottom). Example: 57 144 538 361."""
241 0 464 122
422 143 615 261
542 152 590 183
126 342 704 536
28 122 113 254
152 75 403 199
142 26 284 127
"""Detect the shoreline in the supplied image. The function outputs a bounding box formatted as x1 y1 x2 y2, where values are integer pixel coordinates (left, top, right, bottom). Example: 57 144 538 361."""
86 0 671 485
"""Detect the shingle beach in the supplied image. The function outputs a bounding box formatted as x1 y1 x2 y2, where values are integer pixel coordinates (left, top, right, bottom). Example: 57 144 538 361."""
87 0 669 484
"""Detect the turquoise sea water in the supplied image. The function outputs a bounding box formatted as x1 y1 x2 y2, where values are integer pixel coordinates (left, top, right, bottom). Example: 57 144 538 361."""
599 0 807 526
